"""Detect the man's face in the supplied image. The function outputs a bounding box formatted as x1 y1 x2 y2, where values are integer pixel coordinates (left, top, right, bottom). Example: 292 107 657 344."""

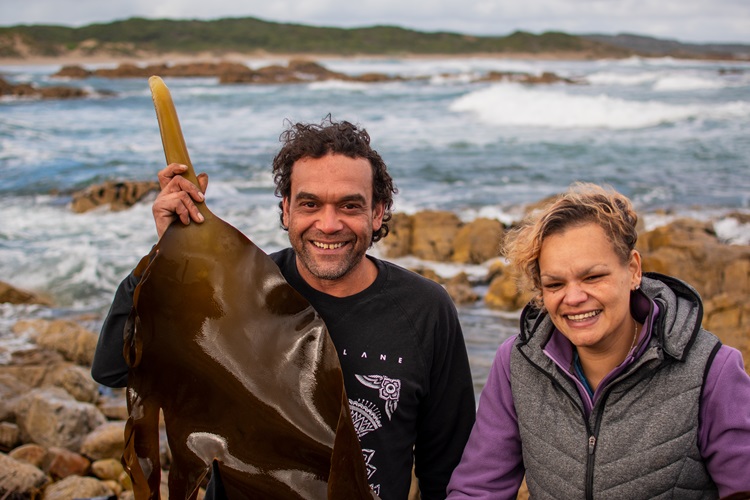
282 153 384 291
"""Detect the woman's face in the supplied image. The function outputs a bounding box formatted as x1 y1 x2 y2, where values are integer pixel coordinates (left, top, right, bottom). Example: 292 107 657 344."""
538 222 641 355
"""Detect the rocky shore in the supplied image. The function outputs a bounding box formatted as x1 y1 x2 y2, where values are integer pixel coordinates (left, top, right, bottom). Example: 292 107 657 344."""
1 184 748 497
1 57 581 101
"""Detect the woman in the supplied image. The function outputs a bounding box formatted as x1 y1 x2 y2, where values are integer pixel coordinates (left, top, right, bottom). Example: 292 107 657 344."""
447 183 750 499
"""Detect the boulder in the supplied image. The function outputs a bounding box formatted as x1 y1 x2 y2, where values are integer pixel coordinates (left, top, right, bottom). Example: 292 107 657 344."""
0 373 32 421
38 86 87 99
80 421 126 461
96 391 129 421
452 218 504 264
638 218 750 299
410 210 462 261
484 260 533 311
444 273 480 304
0 452 49 496
52 65 93 78
15 387 106 452
90 457 125 481
8 443 48 468
0 280 52 306
0 77 88 100
0 422 20 451
703 293 750 372
45 364 100 404
377 212 414 258
475 70 580 85
41 475 113 499
70 180 159 213
43 446 91 480
13 319 99 366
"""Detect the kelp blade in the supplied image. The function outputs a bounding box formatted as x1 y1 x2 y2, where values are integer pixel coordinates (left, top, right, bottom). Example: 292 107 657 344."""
122 75 376 499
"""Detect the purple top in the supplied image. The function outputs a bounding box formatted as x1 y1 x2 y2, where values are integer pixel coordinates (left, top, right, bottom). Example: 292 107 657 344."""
447 300 750 498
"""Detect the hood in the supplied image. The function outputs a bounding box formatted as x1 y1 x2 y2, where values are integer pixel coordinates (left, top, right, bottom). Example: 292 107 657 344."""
639 272 703 361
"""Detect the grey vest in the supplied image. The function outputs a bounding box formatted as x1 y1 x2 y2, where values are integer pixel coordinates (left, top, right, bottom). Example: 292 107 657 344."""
510 274 720 499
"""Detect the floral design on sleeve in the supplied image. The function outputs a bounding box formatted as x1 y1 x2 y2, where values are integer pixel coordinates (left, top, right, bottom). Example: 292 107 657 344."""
355 374 401 420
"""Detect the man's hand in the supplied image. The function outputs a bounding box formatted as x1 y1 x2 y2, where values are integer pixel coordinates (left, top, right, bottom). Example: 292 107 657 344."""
153 163 209 238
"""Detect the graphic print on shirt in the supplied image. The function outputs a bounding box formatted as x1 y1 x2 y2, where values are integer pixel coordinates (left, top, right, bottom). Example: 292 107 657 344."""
349 398 383 437
355 374 401 420
349 374 402 496
361 447 380 495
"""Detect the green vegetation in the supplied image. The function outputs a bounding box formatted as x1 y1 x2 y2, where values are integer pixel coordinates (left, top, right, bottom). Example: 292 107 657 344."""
0 16 633 58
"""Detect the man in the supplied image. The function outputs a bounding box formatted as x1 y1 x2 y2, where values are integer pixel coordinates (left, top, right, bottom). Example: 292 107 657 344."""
92 118 476 499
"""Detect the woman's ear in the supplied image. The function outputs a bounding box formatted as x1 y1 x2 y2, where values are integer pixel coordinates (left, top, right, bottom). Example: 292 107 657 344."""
629 250 642 289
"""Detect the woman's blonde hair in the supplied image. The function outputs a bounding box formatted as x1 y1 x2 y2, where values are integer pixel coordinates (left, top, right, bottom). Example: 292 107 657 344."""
502 182 639 308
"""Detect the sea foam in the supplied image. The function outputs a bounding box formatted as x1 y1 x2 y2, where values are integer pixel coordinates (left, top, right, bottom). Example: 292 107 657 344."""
450 83 749 129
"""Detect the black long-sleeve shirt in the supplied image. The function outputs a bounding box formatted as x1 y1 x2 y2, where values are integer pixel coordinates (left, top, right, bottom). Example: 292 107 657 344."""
92 248 476 499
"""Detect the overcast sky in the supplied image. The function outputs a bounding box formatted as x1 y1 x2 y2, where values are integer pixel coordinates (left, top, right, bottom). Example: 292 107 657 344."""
2 0 749 44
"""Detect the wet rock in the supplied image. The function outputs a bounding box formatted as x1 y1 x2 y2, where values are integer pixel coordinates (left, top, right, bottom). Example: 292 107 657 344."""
0 421 20 451
8 443 48 468
0 451 49 496
38 85 87 99
452 218 504 264
0 373 32 421
0 280 52 306
0 76 88 100
53 65 93 78
41 475 114 499
70 180 160 213
80 421 126 461
476 70 581 84
15 387 106 452
13 319 99 366
96 391 128 421
444 273 480 304
90 457 125 481
484 260 533 311
638 218 750 301
45 363 99 404
44 446 91 480
411 210 462 261
378 212 414 258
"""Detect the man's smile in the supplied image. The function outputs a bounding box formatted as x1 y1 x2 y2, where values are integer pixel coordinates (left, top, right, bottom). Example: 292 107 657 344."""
312 241 346 250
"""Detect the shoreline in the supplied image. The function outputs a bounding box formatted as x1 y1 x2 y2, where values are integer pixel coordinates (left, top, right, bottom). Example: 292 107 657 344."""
0 49 711 68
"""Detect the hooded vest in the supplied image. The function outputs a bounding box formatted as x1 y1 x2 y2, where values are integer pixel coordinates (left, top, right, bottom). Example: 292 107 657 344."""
510 274 720 499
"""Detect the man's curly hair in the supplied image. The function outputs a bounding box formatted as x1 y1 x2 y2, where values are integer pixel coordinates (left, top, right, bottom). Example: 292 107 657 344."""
272 116 397 245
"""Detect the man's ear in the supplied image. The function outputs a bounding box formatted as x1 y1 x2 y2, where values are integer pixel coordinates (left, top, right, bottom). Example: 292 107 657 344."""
281 197 290 229
372 202 385 231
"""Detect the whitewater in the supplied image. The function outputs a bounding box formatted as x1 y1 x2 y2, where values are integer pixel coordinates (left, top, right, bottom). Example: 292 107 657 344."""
1 55 749 392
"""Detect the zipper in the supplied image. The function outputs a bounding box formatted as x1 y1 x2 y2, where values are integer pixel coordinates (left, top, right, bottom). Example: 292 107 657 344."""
585 390 611 500
519 348 595 496
586 435 596 500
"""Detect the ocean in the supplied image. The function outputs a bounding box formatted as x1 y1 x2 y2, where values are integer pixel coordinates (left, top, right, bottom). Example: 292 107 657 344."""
1 55 749 394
